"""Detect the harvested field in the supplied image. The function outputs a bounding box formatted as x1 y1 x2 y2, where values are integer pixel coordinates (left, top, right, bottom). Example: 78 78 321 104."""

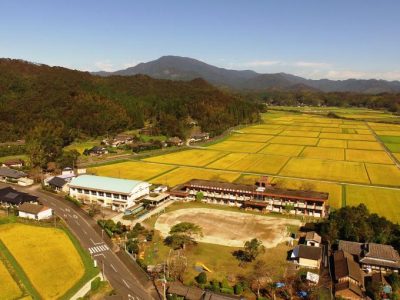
144 149 225 167
345 149 393 164
300 147 345 161
280 157 370 184
150 167 240 186
89 161 175 181
155 208 301 248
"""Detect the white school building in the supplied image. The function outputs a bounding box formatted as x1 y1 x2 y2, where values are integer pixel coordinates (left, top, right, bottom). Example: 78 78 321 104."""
69 175 150 211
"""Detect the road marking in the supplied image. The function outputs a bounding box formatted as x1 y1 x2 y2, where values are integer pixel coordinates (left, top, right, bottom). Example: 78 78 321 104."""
93 253 105 258
110 263 117 272
122 279 130 288
90 238 103 245
88 244 109 255
73 214 78 219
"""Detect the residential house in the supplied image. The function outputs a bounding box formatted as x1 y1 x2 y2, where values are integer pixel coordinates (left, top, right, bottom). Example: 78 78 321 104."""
189 132 210 143
47 176 69 193
18 202 53 220
167 282 245 300
2 159 24 168
333 250 364 300
339 240 400 273
166 136 183 146
305 231 322 247
69 175 151 211
0 167 33 186
0 187 38 207
86 146 108 156
291 244 322 269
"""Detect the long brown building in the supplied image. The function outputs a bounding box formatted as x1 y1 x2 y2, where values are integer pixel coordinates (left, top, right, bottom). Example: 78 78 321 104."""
169 177 329 218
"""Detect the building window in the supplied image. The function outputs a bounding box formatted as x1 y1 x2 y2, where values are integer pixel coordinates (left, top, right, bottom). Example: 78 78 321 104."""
113 194 119 199
84 190 89 194
91 191 97 195
77 189 82 193
106 193 112 198
121 195 127 200
98 192 104 197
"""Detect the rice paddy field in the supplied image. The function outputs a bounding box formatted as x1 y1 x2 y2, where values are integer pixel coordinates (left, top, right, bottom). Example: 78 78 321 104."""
0 223 88 300
88 109 400 222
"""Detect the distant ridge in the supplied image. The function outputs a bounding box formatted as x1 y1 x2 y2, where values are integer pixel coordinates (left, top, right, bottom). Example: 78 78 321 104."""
93 55 400 94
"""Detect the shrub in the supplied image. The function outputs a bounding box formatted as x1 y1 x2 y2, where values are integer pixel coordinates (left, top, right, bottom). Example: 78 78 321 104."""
234 283 243 295
195 272 207 285
90 277 101 291
211 280 220 292
220 287 234 295
64 195 82 207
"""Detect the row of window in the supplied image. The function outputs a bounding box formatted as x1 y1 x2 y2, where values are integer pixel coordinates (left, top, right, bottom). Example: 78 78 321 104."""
71 188 128 200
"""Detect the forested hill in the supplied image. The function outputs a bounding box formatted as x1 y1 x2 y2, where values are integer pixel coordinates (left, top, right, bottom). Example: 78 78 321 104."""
0 59 262 142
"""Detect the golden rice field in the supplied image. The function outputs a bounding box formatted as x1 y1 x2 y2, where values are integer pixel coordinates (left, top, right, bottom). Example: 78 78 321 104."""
89 160 175 181
345 149 393 164
0 223 85 300
150 167 240 187
0 259 22 300
346 185 400 223
365 164 400 186
207 140 267 153
258 144 304 156
144 149 226 167
300 146 345 160
346 140 383 150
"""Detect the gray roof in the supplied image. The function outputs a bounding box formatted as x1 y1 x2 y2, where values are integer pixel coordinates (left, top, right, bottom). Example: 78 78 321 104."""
48 176 67 188
0 167 27 179
305 231 322 243
18 202 50 214
297 244 322 260
334 250 363 284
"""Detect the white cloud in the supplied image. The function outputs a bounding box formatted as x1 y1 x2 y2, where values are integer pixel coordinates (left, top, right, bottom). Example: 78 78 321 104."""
294 61 331 68
325 70 400 81
122 61 140 69
239 60 282 67
94 61 115 72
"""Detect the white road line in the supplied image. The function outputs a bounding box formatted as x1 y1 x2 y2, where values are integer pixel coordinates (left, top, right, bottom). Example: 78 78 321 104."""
122 279 130 288
110 263 117 272
93 253 105 258
83 230 87 235
89 248 93 254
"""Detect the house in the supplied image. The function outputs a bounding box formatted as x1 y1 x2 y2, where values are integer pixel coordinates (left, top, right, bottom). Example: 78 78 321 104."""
104 134 135 147
0 187 38 207
154 185 168 193
2 159 24 168
167 136 184 146
85 146 108 156
18 202 53 220
339 240 400 273
333 250 364 299
47 176 69 193
169 177 329 217
167 282 204 300
62 167 74 176
69 175 151 211
305 231 322 247
0 167 32 186
189 132 210 143
291 244 322 269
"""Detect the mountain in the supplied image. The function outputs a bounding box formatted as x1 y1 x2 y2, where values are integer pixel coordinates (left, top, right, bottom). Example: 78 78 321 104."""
95 56 400 94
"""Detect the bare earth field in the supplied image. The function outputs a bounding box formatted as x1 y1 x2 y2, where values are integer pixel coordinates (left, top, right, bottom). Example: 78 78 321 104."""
155 208 301 248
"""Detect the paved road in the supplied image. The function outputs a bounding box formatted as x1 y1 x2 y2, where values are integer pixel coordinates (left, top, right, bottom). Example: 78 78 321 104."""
1 183 158 300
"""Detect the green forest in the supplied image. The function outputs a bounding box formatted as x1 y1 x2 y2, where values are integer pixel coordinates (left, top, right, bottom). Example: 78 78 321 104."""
0 59 262 143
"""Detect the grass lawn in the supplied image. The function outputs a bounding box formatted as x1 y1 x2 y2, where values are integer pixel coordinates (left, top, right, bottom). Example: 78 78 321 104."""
346 185 400 223
0 154 28 164
88 160 175 181
345 149 393 164
144 149 226 167
300 146 345 161
0 223 88 299
150 167 241 186
279 157 370 184
207 140 268 153
0 259 23 300
365 164 400 187
64 140 100 154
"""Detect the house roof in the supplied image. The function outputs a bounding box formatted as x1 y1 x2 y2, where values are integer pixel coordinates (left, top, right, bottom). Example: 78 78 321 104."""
48 176 68 188
296 244 322 260
167 282 204 300
184 179 329 201
69 175 149 195
338 240 363 256
364 243 400 262
305 231 322 243
334 250 363 283
204 291 244 300
0 187 38 205
18 202 50 215
3 159 24 166
0 167 27 179
335 281 363 297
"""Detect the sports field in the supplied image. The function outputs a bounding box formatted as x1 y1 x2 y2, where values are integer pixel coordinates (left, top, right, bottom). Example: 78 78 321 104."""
0 223 86 299
155 208 301 248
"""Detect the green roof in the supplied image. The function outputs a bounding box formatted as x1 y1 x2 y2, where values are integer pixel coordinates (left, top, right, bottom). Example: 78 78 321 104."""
69 175 148 194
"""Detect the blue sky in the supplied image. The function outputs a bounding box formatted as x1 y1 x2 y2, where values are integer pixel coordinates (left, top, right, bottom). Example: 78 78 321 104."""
1 0 399 80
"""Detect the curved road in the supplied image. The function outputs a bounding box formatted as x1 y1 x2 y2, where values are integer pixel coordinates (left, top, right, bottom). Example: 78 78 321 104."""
0 183 158 300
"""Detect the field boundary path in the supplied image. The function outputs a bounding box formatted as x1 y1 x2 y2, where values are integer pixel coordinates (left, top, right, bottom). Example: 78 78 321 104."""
366 122 400 168
70 273 104 300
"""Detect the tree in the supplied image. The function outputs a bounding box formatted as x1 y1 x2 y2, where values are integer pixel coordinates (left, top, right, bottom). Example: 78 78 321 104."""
169 222 203 239
243 238 265 262
234 283 243 295
164 234 193 250
126 239 139 254
195 272 207 285
248 260 271 298
26 121 64 168
56 149 80 169
195 192 204 202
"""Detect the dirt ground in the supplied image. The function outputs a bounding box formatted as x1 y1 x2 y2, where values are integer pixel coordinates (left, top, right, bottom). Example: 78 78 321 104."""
155 208 301 248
